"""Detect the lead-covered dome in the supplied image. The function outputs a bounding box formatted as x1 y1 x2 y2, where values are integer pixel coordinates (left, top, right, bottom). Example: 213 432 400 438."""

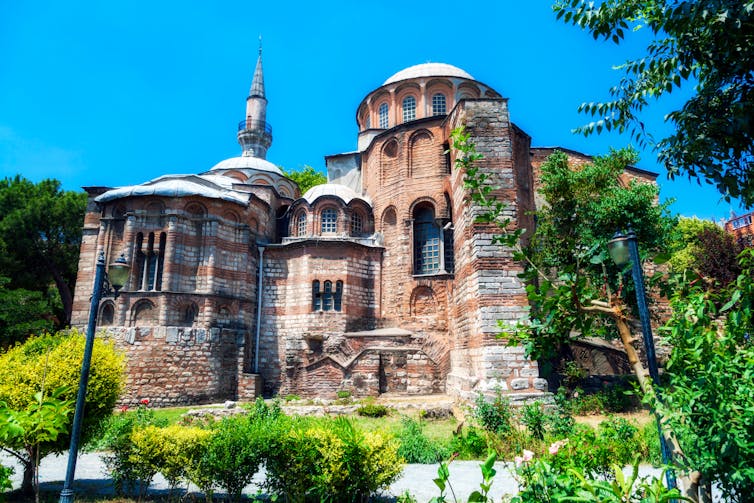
302 183 371 206
209 154 283 176
383 63 474 85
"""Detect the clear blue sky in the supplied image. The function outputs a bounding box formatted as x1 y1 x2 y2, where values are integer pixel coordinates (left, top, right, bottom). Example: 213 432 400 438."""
0 0 745 222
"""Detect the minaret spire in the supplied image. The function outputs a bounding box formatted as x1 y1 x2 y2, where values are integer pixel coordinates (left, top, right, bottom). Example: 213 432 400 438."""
237 37 272 159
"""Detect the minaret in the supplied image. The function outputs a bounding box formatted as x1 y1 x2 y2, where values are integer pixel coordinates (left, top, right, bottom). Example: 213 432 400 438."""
237 39 272 159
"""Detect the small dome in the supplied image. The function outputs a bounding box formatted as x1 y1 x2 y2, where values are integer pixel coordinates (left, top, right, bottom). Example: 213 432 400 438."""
383 63 474 85
95 174 249 205
209 155 283 176
302 183 371 206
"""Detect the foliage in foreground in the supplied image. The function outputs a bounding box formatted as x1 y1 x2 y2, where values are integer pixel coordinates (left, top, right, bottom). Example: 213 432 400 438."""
101 399 403 502
659 249 754 502
0 330 124 495
554 0 754 206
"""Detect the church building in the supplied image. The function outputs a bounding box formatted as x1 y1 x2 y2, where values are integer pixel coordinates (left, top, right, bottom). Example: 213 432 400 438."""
72 52 649 406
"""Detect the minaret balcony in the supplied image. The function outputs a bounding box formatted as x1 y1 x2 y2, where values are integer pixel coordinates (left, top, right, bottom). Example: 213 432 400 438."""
238 119 273 135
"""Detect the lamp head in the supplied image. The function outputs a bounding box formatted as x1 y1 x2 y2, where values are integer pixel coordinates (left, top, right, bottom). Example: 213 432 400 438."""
607 231 630 266
108 254 130 292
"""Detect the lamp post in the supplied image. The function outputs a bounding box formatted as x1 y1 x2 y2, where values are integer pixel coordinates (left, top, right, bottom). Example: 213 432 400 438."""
607 229 676 490
59 251 129 503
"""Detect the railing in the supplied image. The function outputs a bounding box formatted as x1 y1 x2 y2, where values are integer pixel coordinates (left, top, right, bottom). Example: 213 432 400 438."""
238 119 273 135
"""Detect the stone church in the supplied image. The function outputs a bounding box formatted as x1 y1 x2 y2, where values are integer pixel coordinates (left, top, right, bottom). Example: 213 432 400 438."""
72 51 654 406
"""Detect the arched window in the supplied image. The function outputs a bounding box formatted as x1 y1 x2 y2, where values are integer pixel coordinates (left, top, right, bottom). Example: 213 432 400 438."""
334 280 343 311
312 280 321 311
323 280 334 311
296 211 307 237
350 211 363 236
379 103 389 128
182 303 198 326
99 302 115 326
365 115 371 129
413 205 440 275
432 94 446 116
134 231 166 291
321 208 337 234
402 96 416 122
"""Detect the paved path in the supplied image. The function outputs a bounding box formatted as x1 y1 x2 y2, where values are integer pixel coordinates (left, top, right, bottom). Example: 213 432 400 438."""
2 451 519 501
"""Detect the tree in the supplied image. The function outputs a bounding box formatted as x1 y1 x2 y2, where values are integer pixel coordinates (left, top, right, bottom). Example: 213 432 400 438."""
554 0 754 206
0 278 54 348
520 148 675 365
283 165 327 194
0 176 87 329
0 330 125 495
668 217 742 289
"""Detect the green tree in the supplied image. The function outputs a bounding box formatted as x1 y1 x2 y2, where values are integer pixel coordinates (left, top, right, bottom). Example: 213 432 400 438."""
0 176 87 330
660 249 754 502
554 0 754 206
668 217 742 289
0 330 125 495
0 278 54 348
520 148 675 365
283 165 327 194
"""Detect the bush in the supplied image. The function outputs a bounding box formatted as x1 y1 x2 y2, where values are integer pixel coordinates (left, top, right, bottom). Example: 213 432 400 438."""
357 403 389 417
264 416 403 502
396 416 450 464
450 425 489 460
472 389 513 435
189 414 267 502
0 463 13 497
520 401 546 440
0 330 124 495
98 404 168 496
130 424 211 492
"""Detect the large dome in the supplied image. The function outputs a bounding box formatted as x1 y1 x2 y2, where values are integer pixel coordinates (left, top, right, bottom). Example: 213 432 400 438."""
302 183 371 206
383 63 474 85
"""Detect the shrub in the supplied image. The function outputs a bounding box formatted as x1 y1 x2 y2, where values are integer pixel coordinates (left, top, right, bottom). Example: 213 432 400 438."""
547 387 575 437
357 403 389 417
98 404 168 496
520 401 546 440
472 389 513 435
450 425 488 459
0 330 124 495
189 414 267 502
264 416 403 502
396 416 450 464
0 463 13 498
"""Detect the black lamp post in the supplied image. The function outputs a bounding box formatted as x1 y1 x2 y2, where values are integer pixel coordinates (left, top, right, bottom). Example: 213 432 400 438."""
607 229 676 490
59 251 129 503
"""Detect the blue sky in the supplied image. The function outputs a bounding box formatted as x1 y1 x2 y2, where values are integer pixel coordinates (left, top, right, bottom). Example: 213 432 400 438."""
0 0 745 222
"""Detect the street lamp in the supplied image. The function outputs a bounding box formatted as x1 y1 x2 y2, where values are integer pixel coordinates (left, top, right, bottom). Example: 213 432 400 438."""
608 229 676 490
59 251 129 503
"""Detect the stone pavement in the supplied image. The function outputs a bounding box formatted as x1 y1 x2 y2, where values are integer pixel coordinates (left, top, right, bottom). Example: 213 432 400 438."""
3 451 520 501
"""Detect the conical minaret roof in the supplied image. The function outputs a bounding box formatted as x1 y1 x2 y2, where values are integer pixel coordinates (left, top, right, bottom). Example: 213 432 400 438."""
249 46 265 98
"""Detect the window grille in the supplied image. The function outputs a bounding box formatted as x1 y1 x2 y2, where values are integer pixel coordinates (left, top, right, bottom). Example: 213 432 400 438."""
379 103 389 128
432 94 446 115
351 212 363 235
403 96 416 122
413 207 440 274
321 208 337 234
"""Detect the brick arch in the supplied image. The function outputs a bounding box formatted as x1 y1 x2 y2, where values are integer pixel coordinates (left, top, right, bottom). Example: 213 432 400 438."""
408 129 438 178
410 286 437 316
145 200 165 214
380 205 397 230
381 138 400 185
184 202 207 217
130 299 158 326
457 82 481 101
291 207 309 237
223 170 248 182
408 196 438 220
99 300 115 326
223 210 239 223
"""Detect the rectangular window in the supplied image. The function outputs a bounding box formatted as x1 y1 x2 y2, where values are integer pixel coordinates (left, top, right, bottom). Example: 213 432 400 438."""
403 96 416 122
432 94 446 116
